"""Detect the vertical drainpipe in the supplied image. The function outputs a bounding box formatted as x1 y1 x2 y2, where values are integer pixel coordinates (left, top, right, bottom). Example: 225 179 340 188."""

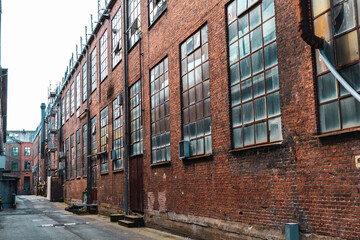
40 103 46 185
122 0 129 215
86 44 92 204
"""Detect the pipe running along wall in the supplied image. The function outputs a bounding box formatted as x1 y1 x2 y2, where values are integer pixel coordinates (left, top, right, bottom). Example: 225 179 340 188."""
297 0 360 103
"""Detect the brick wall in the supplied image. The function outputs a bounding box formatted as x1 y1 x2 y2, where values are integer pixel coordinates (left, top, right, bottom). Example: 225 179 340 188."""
55 0 360 239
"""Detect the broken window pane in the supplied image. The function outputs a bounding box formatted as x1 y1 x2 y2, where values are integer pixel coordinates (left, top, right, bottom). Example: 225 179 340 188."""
332 0 356 36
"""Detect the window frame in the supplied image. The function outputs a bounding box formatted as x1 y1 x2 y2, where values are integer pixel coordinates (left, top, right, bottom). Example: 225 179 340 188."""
76 129 81 177
82 124 88 177
148 0 167 27
70 82 75 116
91 48 97 93
312 0 360 134
12 147 18 157
82 62 88 102
128 0 142 49
150 57 171 163
227 0 283 149
112 7 122 69
76 73 81 110
180 24 212 157
24 147 31 156
100 107 109 173
100 30 109 82
112 97 124 170
130 80 143 156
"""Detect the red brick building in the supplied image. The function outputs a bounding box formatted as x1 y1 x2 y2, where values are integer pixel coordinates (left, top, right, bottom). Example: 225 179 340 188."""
5 130 35 194
38 0 360 239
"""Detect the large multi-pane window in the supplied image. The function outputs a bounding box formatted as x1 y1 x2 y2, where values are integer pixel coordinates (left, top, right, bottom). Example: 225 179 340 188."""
312 0 360 133
82 124 88 176
82 62 88 102
100 107 109 172
70 134 75 179
91 116 97 169
66 91 69 121
91 116 97 155
62 98 65 125
100 30 108 82
112 97 124 170
130 80 143 156
91 48 97 93
150 57 170 163
227 0 282 148
76 73 81 109
24 147 31 156
181 24 212 156
128 0 141 49
65 138 69 179
11 161 18 171
12 147 18 156
149 0 167 26
70 82 75 116
76 129 81 177
24 161 31 171
112 8 122 68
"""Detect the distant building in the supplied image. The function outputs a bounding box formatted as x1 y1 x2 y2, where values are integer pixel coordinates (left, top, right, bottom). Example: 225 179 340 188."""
5 130 35 194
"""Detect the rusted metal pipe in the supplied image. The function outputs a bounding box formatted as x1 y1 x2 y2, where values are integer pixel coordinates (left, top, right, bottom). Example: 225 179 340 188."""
297 0 325 49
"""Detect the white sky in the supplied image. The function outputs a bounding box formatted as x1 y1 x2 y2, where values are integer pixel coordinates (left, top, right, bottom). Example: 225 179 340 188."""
2 0 101 131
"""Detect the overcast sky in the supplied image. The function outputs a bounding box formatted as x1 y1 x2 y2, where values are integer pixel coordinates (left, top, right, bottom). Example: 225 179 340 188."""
2 0 100 131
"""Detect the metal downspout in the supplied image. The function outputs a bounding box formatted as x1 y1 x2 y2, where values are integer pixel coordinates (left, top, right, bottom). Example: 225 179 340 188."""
297 0 360 103
122 0 129 215
86 46 92 204
319 46 360 102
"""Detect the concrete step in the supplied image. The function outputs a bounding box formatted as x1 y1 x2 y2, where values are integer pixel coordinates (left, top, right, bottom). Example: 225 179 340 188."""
118 215 145 228
110 214 124 222
118 219 137 228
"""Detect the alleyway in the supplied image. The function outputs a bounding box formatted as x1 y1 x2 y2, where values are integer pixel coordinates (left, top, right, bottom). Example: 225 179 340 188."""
0 195 190 240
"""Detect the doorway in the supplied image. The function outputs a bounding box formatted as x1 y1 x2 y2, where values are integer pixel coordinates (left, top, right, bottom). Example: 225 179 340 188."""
129 156 144 212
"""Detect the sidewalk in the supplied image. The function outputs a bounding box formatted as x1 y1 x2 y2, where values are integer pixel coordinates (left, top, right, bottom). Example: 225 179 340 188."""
52 200 192 240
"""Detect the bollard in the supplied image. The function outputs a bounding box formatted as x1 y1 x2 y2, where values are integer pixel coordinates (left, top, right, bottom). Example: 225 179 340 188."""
285 223 299 240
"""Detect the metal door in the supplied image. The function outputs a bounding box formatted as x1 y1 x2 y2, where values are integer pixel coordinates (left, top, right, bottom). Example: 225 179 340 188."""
24 176 30 191
91 166 97 204
129 156 144 212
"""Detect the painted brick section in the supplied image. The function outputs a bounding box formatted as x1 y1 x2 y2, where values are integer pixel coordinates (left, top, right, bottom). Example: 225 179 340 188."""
42 0 360 239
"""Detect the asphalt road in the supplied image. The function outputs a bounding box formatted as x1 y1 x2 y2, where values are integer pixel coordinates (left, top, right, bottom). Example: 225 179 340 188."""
0 195 189 240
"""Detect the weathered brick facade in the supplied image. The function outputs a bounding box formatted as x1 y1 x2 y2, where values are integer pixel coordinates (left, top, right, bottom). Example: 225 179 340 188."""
39 0 360 239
